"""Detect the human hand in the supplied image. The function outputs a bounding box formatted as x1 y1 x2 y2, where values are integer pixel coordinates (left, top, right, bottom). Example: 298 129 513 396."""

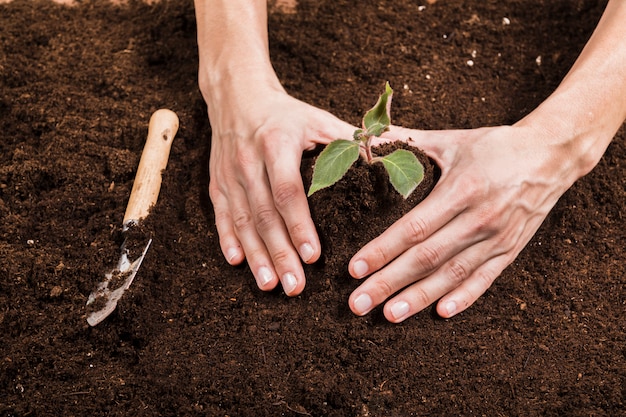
347 123 583 322
206 85 355 296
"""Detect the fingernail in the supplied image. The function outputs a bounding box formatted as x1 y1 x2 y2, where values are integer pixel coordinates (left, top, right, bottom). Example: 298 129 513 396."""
257 266 273 287
353 259 369 278
390 301 410 321
299 243 314 262
353 293 373 315
444 301 457 317
226 247 239 264
282 272 298 295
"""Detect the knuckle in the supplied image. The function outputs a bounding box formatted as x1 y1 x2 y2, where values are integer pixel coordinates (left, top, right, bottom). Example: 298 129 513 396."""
473 268 498 292
232 208 254 233
410 245 441 273
287 220 307 238
208 180 222 202
375 279 395 299
472 205 501 236
410 286 432 308
447 258 471 286
254 204 279 233
403 214 429 244
260 128 282 153
371 277 396 300
371 244 394 266
448 175 485 212
456 174 483 199
272 181 302 211
213 207 231 229
270 248 292 269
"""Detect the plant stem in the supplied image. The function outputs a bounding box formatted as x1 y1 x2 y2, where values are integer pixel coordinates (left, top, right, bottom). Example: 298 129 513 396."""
359 134 374 163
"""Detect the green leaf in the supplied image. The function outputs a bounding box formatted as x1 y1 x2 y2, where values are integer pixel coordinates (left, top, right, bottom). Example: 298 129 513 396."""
363 82 393 137
352 128 365 141
380 149 424 199
308 139 360 196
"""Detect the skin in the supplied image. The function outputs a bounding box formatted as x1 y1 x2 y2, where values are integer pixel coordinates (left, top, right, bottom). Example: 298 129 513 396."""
195 0 357 296
195 0 626 321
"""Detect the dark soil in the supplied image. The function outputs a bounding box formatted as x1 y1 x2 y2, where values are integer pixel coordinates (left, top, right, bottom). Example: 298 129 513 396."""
1 0 625 416
305 142 438 280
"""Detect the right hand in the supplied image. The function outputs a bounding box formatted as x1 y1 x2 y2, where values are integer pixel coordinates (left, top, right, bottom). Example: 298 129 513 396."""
205 83 355 296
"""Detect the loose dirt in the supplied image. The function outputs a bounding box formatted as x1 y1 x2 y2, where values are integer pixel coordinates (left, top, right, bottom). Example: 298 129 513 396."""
1 1 624 416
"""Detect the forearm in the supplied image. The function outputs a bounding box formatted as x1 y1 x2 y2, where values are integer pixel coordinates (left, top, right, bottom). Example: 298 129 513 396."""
518 0 626 182
194 0 283 104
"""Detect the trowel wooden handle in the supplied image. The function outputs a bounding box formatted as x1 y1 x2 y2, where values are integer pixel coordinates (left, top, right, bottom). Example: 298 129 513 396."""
123 109 179 225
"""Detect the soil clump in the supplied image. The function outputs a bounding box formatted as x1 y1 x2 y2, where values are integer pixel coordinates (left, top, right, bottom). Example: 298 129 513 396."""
1 1 624 416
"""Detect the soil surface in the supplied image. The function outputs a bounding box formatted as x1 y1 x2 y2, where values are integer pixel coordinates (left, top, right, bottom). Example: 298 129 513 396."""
305 141 438 282
1 0 625 416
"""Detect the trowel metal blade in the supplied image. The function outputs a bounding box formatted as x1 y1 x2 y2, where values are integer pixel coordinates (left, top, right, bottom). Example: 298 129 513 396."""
86 238 152 326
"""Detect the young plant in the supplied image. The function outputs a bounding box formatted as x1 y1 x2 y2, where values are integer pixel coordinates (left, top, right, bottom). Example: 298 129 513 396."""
308 82 424 199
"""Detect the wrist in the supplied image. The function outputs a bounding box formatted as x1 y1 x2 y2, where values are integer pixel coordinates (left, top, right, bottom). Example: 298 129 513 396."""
198 60 287 135
517 96 616 186
198 59 283 106
515 0 626 182
194 0 280 106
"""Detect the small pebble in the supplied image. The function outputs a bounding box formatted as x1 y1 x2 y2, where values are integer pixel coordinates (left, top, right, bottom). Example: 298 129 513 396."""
50 286 63 298
268 322 281 331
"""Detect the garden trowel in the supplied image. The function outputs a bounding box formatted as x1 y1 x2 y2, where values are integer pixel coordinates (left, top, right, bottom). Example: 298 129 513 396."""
86 109 179 326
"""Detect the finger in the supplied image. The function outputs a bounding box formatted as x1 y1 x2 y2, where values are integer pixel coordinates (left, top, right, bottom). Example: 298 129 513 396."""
434 254 511 319
209 139 284 292
226 181 282 292
381 242 506 323
244 168 308 297
381 125 450 152
348 179 467 280
380 125 483 171
208 182 245 265
307 113 357 148
348 212 488 316
264 137 320 265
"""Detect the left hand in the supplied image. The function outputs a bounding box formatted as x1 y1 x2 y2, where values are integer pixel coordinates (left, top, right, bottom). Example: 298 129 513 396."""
347 123 580 322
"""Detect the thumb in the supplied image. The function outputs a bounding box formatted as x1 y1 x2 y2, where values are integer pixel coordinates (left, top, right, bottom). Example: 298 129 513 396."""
307 115 359 149
381 124 451 160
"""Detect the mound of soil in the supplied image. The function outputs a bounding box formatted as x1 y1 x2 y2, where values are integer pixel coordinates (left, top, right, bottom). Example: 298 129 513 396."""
1 0 624 416
304 142 438 277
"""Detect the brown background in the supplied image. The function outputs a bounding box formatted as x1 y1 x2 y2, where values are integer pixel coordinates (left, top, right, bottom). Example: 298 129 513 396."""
1 0 624 415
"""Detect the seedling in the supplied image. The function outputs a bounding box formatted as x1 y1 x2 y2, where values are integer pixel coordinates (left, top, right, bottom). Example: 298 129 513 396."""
308 82 424 199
